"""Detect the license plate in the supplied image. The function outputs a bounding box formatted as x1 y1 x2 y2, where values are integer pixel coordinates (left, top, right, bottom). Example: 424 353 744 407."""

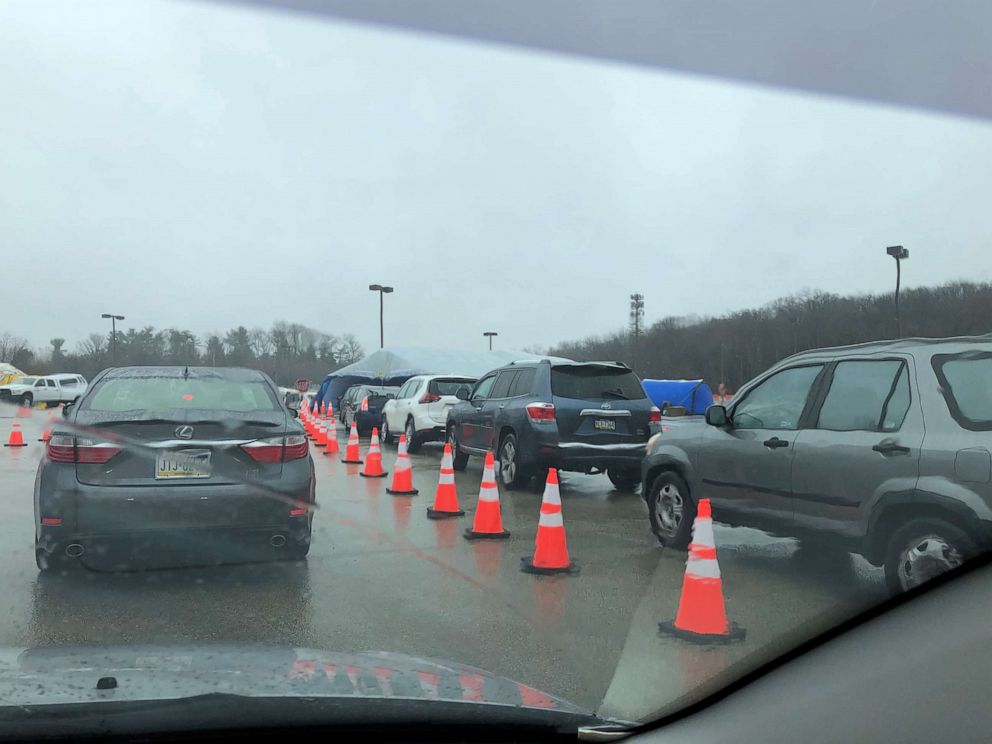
593 418 616 431
155 449 212 479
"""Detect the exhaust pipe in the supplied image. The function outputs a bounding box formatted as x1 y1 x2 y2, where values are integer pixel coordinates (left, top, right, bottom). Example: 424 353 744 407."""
270 534 287 548
65 543 84 558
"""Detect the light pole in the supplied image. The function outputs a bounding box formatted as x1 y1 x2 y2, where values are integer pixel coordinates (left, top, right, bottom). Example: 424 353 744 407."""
483 331 498 350
368 284 393 349
101 313 125 364
886 246 909 337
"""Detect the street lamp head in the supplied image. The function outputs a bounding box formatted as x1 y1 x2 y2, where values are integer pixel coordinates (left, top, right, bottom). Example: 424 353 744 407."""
381 286 394 293
101 313 112 319
886 245 909 260
369 284 382 291
483 331 498 337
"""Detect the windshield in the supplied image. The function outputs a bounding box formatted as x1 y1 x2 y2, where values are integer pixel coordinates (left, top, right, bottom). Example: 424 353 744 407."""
0 0 990 737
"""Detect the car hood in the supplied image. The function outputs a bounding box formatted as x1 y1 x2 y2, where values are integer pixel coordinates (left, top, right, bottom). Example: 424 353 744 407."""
0 384 30 393
0 644 590 716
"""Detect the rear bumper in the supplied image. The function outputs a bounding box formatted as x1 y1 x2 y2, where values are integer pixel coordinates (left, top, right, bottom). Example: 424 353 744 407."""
528 440 647 471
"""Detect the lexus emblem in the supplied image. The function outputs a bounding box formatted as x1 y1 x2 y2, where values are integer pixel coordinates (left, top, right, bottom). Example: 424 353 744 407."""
175 425 195 440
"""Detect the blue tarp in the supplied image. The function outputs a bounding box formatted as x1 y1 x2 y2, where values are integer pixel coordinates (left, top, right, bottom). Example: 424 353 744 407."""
313 347 569 412
641 379 714 415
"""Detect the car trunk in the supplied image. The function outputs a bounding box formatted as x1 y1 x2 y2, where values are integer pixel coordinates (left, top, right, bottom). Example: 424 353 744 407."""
551 365 651 445
71 410 292 531
427 379 472 425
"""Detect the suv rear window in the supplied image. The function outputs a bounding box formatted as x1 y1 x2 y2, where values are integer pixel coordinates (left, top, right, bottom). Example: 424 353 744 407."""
551 365 646 401
933 352 992 430
429 379 474 396
84 377 280 412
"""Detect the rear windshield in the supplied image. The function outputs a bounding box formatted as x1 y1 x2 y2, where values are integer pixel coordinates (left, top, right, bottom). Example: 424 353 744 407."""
83 377 280 413
430 379 474 396
551 366 646 401
932 352 992 430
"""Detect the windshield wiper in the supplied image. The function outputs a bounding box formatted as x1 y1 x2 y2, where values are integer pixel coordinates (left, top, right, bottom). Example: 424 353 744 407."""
602 389 629 400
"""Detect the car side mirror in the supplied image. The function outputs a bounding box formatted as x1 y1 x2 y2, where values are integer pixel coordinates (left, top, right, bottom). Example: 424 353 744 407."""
287 405 299 418
456 387 470 401
705 405 729 427
62 402 73 417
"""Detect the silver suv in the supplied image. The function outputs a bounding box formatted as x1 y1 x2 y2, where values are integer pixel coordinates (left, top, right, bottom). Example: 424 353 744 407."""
641 336 992 594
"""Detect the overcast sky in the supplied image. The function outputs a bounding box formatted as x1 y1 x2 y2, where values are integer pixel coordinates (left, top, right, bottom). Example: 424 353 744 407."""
2 0 992 356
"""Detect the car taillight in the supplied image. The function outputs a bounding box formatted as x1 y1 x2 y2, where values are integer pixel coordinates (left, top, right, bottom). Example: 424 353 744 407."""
649 406 662 424
419 393 441 404
525 403 556 422
47 434 122 464
241 435 309 463
46 434 75 462
283 434 309 461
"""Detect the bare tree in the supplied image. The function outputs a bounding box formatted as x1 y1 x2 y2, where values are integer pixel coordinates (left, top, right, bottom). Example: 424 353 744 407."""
0 333 30 363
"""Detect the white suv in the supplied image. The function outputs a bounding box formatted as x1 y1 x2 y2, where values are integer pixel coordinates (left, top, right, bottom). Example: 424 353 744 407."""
381 375 476 452
0 374 88 409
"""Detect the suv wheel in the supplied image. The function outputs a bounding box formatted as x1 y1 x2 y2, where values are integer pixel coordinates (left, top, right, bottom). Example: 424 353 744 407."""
884 518 975 595
405 417 422 454
607 466 640 493
20 393 33 409
647 471 695 548
380 416 393 445
497 433 530 490
447 426 468 471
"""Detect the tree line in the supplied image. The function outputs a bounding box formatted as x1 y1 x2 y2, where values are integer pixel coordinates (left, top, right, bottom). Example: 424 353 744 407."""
0 323 365 388
548 281 992 391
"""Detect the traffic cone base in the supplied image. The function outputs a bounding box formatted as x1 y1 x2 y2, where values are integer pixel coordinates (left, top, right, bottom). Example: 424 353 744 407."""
427 506 464 519
387 486 419 496
520 555 579 575
359 470 388 479
464 527 510 541
658 620 745 644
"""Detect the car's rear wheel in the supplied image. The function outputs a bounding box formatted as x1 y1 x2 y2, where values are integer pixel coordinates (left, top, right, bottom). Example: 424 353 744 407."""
647 471 695 548
607 466 640 492
20 393 33 409
405 417 422 453
447 426 469 471
884 518 976 595
497 433 530 490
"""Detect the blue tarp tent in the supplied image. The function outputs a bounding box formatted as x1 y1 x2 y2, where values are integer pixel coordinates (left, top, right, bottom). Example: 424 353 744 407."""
641 379 714 415
313 347 569 412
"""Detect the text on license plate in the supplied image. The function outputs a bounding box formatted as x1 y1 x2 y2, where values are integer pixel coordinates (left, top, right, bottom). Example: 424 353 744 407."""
593 418 616 431
156 450 212 479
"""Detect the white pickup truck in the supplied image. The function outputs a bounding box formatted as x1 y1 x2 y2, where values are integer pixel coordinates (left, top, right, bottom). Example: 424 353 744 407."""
0 374 88 408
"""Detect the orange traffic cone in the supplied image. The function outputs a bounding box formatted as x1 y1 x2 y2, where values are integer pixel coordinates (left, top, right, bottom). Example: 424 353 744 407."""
314 421 328 448
341 421 363 464
359 428 387 478
328 402 336 425
320 401 327 418
427 443 464 519
386 434 419 495
521 468 577 574
464 451 510 540
659 498 745 643
38 426 52 443
323 424 340 455
4 423 27 448
15 405 30 418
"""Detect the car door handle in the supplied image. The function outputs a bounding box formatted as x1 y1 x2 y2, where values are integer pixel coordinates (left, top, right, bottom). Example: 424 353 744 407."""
872 440 911 456
763 437 789 449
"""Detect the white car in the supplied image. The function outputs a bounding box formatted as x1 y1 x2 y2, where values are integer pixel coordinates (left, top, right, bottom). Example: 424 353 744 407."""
381 375 476 452
0 373 88 409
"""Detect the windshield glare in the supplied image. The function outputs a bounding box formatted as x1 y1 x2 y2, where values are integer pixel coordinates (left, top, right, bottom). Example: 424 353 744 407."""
0 0 990 736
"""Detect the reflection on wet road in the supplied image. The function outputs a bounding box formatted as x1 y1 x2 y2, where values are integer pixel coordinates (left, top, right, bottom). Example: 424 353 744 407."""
0 411 886 719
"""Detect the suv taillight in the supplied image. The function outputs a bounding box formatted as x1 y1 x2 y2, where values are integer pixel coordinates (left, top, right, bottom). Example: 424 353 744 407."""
47 434 123 464
649 406 662 424
525 403 556 422
241 435 309 463
419 393 441 404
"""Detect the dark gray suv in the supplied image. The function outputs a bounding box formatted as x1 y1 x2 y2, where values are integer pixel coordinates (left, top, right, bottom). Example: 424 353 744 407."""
446 360 659 490
641 336 992 593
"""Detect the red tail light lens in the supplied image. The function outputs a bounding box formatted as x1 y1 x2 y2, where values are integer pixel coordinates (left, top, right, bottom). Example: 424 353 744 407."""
241 435 309 463
47 434 122 464
649 406 662 424
289 507 308 517
419 393 441 404
525 403 556 422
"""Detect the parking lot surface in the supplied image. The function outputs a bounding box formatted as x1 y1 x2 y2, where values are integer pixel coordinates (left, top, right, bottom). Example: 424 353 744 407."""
0 410 887 721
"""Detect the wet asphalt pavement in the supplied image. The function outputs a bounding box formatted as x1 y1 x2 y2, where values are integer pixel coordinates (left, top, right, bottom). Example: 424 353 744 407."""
0 409 888 721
